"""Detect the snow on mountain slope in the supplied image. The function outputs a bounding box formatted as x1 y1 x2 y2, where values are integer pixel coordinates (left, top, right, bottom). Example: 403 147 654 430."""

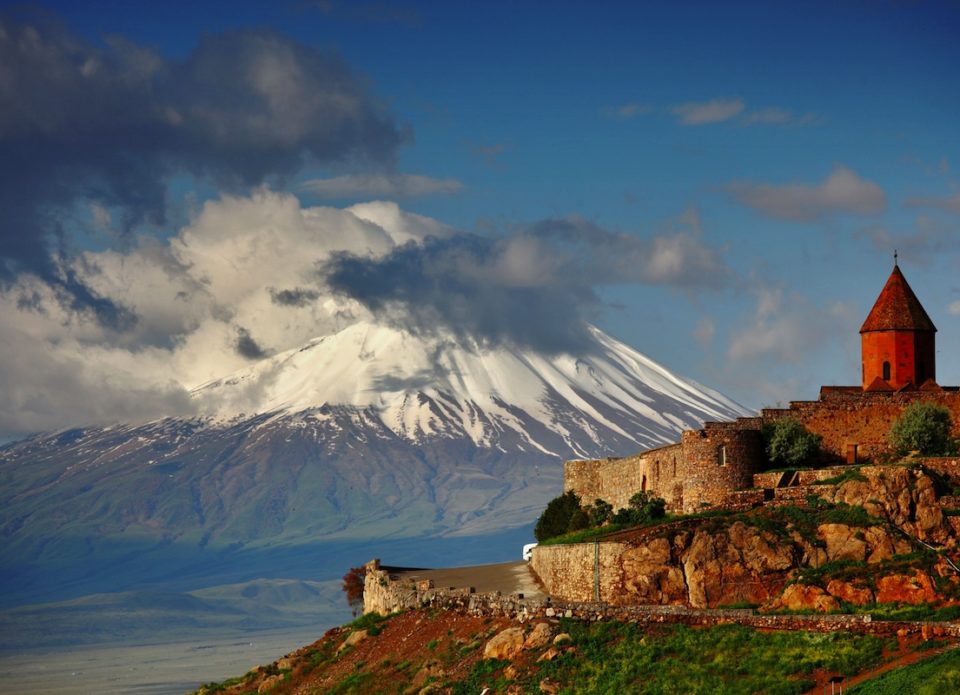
193 321 750 458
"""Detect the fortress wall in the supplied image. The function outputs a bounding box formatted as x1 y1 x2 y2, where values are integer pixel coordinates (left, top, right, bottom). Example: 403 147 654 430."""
679 425 765 513
529 541 627 603
564 392 960 516
564 443 683 511
784 391 960 462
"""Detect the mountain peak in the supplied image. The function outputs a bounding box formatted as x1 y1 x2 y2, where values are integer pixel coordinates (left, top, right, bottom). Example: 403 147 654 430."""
192 321 749 458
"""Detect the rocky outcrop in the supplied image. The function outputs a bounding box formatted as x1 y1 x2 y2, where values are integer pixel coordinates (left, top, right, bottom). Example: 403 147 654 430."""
680 522 793 608
772 584 840 613
826 580 874 606
820 467 952 544
875 572 939 605
531 468 960 613
621 537 687 604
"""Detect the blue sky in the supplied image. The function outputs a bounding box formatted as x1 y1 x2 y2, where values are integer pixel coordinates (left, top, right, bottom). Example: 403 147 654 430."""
1 0 959 426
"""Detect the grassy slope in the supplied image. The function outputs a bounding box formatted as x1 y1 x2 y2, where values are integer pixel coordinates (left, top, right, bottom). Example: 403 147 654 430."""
197 610 912 695
848 648 960 694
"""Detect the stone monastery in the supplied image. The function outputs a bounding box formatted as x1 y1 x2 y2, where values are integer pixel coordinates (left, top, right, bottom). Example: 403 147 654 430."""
565 262 960 515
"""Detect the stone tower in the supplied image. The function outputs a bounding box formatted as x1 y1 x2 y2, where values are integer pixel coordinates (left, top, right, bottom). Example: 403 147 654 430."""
860 261 936 390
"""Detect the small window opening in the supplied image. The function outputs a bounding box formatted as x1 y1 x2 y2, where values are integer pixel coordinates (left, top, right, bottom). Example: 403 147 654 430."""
641 474 647 491
718 445 727 467
882 361 891 381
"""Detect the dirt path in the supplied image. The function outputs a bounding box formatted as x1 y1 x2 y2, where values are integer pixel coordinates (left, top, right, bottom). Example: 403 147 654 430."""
802 642 959 694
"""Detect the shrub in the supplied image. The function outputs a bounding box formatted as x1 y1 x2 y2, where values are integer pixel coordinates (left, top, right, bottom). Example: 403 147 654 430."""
534 490 584 541
889 402 955 456
763 418 822 467
586 498 614 526
612 490 667 526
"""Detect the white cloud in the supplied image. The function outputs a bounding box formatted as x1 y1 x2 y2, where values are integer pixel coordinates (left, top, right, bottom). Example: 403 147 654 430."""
602 102 652 120
694 316 715 346
671 98 744 125
728 288 853 363
741 108 821 127
905 190 960 214
948 300 960 316
728 164 886 221
301 173 463 199
855 214 953 264
0 191 449 432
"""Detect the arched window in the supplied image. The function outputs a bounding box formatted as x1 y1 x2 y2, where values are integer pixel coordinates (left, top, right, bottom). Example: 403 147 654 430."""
641 474 647 491
882 361 891 381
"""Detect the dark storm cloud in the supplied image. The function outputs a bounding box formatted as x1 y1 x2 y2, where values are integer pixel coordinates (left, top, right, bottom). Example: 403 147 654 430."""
321 218 730 353
235 328 268 359
269 287 322 307
0 14 405 321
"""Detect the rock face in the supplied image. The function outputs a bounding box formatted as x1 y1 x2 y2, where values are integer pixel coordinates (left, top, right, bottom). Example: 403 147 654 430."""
820 467 951 544
826 580 874 606
773 584 840 613
532 467 960 612
875 572 939 605
680 522 793 609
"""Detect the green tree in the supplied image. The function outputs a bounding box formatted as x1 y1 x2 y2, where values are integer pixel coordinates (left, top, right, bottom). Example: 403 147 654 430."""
587 498 614 527
762 418 822 467
534 490 584 541
612 490 667 526
889 402 955 456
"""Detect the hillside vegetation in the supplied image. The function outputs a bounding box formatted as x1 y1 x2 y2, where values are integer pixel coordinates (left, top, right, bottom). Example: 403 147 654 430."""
193 608 955 695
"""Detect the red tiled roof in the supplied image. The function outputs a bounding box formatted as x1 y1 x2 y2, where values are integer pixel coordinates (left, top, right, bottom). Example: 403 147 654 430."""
860 265 936 333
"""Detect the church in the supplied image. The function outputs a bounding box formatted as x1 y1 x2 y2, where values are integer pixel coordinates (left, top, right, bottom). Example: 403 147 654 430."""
564 261 960 514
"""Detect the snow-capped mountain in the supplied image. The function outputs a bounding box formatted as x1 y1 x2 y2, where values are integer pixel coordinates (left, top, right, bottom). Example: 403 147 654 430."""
193 321 746 459
0 320 749 608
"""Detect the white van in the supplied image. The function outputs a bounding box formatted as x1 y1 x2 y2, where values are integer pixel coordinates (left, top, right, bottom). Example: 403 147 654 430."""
522 542 538 561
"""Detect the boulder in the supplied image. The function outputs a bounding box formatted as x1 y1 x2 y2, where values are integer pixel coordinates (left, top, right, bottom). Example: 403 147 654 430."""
539 678 561 694
258 675 282 693
553 633 572 646
524 622 553 649
538 647 561 662
875 572 938 605
774 584 840 613
484 627 525 660
337 629 368 653
826 579 874 606
818 524 867 562
863 526 911 563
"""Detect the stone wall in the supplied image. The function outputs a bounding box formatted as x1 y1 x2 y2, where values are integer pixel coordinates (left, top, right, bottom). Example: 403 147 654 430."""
529 541 628 603
780 390 960 463
678 424 765 512
565 422 767 515
564 443 683 512
363 558 960 639
565 390 960 516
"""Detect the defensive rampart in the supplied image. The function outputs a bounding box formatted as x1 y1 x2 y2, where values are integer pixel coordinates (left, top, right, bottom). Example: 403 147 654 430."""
363 559 960 639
